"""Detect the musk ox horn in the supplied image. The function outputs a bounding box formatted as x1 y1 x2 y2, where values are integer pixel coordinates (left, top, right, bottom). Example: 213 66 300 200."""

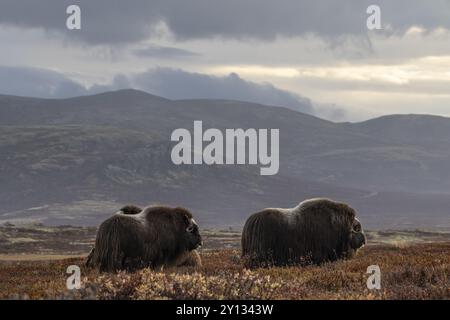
86 205 202 272
241 198 366 268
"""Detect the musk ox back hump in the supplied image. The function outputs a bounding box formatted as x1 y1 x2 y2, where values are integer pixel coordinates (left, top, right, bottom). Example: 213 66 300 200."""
242 198 364 267
119 205 142 215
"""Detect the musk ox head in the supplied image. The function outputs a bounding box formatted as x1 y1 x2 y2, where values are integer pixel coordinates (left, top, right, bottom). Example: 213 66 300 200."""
86 205 202 272
177 208 203 251
349 217 366 253
241 198 366 268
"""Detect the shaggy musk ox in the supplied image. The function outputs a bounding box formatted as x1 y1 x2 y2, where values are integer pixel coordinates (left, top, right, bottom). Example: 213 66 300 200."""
86 205 202 272
116 205 202 267
242 198 366 267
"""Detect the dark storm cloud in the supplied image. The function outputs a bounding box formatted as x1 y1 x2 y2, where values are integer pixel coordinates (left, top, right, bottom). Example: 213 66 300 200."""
0 66 313 114
131 68 313 113
1 1 449 44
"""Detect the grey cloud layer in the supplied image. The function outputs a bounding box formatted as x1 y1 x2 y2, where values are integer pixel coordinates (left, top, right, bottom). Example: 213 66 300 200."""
0 66 87 98
133 45 200 59
1 0 449 44
0 66 313 114
133 68 313 113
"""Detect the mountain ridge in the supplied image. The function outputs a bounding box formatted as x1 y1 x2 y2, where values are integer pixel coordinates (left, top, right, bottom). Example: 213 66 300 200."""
1 89 449 230
2 88 450 124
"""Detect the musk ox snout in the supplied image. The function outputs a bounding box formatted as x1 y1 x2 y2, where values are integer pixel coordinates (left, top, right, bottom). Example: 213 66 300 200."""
351 230 366 250
350 217 366 250
241 198 366 268
192 236 202 249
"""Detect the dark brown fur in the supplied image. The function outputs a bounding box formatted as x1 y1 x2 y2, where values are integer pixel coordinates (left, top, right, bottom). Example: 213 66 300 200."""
241 198 366 268
86 205 202 272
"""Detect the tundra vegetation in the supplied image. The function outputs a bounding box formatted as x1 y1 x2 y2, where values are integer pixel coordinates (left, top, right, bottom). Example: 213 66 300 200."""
0 224 448 300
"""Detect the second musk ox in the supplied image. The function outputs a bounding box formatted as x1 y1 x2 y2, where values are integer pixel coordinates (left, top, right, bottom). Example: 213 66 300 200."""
86 205 202 272
241 198 366 267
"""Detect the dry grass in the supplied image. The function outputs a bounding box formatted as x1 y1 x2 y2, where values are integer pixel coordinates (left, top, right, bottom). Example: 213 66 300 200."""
0 242 448 300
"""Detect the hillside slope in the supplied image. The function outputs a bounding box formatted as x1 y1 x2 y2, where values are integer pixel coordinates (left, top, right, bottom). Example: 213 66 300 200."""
1 90 449 229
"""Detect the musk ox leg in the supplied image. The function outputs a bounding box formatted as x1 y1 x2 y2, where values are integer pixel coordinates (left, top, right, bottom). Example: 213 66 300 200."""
85 247 95 268
176 250 202 268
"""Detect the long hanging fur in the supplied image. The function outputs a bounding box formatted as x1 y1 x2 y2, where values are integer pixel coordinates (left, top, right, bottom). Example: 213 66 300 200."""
91 215 145 272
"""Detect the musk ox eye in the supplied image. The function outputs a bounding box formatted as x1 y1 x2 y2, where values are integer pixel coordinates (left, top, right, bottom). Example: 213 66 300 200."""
186 225 195 233
353 222 362 233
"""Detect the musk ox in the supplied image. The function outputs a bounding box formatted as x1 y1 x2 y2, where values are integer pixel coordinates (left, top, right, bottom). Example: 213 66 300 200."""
94 204 203 268
241 198 366 267
113 204 202 268
86 205 202 272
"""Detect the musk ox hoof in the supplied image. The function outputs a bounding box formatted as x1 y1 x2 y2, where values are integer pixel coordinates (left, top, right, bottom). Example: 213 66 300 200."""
241 198 366 268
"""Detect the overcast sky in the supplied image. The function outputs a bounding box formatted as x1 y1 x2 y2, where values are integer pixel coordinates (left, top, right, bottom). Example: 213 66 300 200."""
1 0 450 121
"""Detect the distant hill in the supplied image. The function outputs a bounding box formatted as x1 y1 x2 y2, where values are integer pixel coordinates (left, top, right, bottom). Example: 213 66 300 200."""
0 89 449 230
